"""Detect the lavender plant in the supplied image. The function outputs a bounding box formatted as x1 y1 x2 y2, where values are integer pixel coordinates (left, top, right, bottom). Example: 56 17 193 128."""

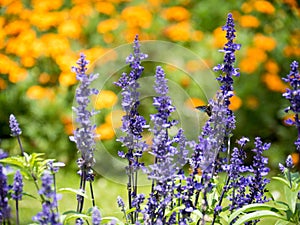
114 34 149 223
12 170 23 225
70 53 99 213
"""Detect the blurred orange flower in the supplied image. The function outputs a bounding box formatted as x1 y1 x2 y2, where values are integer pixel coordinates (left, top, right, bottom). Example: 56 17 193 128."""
105 110 125 128
239 15 260 28
26 85 55 100
264 60 279 74
30 11 65 31
180 76 191 87
97 19 119 34
40 34 70 57
121 6 152 28
38 73 51 84
254 34 276 51
262 73 288 93
21 56 35 68
213 27 226 48
59 71 77 86
5 1 23 14
241 2 253 13
254 1 275 14
229 95 242 111
164 22 191 42
31 0 63 12
0 77 6 90
4 20 31 35
58 20 82 39
9 67 28 83
61 115 74 135
162 6 190 21
96 123 115 140
95 1 115 15
94 90 118 109
291 152 299 165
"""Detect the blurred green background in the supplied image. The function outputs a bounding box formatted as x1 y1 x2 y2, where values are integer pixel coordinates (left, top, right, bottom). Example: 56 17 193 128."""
1 0 300 223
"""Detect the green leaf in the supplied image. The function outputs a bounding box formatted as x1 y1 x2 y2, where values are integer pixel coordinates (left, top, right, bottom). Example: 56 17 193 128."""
275 220 292 225
58 188 90 200
232 210 288 225
272 176 291 188
284 185 298 214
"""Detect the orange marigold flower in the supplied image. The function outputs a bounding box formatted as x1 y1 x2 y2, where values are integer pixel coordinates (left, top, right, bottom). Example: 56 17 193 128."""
229 95 242 111
180 76 191 88
58 20 81 39
40 34 70 57
30 11 65 31
121 6 152 28
4 20 31 35
254 34 276 51
262 73 288 93
284 46 300 57
246 96 259 109
191 30 203 42
59 71 77 87
254 1 275 14
38 73 51 84
241 2 253 13
291 152 299 165
239 15 260 28
162 6 190 21
61 115 74 135
0 77 7 90
21 56 35 68
239 58 260 74
213 27 226 48
97 19 119 34
55 54 78 72
164 22 191 42
31 0 62 11
94 90 118 109
283 0 298 8
185 97 206 109
96 123 115 140
95 1 115 15
264 60 279 74
0 53 18 74
5 1 23 14
9 67 28 83
26 85 54 100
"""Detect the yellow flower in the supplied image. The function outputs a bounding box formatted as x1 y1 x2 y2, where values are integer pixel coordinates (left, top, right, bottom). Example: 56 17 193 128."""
239 15 260 28
162 6 190 21
254 34 276 51
239 58 260 74
164 22 191 42
58 20 81 39
121 6 152 28
21 56 35 68
31 0 63 12
26 86 54 100
0 53 18 74
5 1 23 14
229 95 242 111
254 1 275 14
94 90 118 109
59 71 77 87
96 123 115 140
38 73 51 84
29 11 65 31
262 73 288 92
55 54 78 72
0 77 7 90
97 19 119 34
95 1 115 15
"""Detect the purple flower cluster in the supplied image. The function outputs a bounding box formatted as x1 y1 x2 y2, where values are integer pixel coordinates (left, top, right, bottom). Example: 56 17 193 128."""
0 164 10 223
12 170 23 201
9 114 22 137
32 171 61 225
282 61 300 150
70 53 99 171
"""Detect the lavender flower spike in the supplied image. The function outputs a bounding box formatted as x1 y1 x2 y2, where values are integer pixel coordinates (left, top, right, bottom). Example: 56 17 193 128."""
12 170 23 201
92 207 101 225
9 114 22 136
282 61 300 151
70 53 99 170
0 164 10 223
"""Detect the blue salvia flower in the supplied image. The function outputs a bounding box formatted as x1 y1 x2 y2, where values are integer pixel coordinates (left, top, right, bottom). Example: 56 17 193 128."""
12 170 23 201
33 171 61 225
282 61 300 151
92 207 101 225
247 137 270 204
286 155 294 168
9 114 22 137
0 164 10 223
114 35 148 222
70 53 99 171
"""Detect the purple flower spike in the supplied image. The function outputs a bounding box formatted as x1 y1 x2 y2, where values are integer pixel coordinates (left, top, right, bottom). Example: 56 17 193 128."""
214 13 241 98
12 170 23 201
92 207 101 225
286 155 294 168
0 164 10 222
70 53 99 170
9 114 22 137
282 61 300 151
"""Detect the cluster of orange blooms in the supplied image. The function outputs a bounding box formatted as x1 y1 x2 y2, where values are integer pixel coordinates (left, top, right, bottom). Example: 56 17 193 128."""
0 0 299 140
